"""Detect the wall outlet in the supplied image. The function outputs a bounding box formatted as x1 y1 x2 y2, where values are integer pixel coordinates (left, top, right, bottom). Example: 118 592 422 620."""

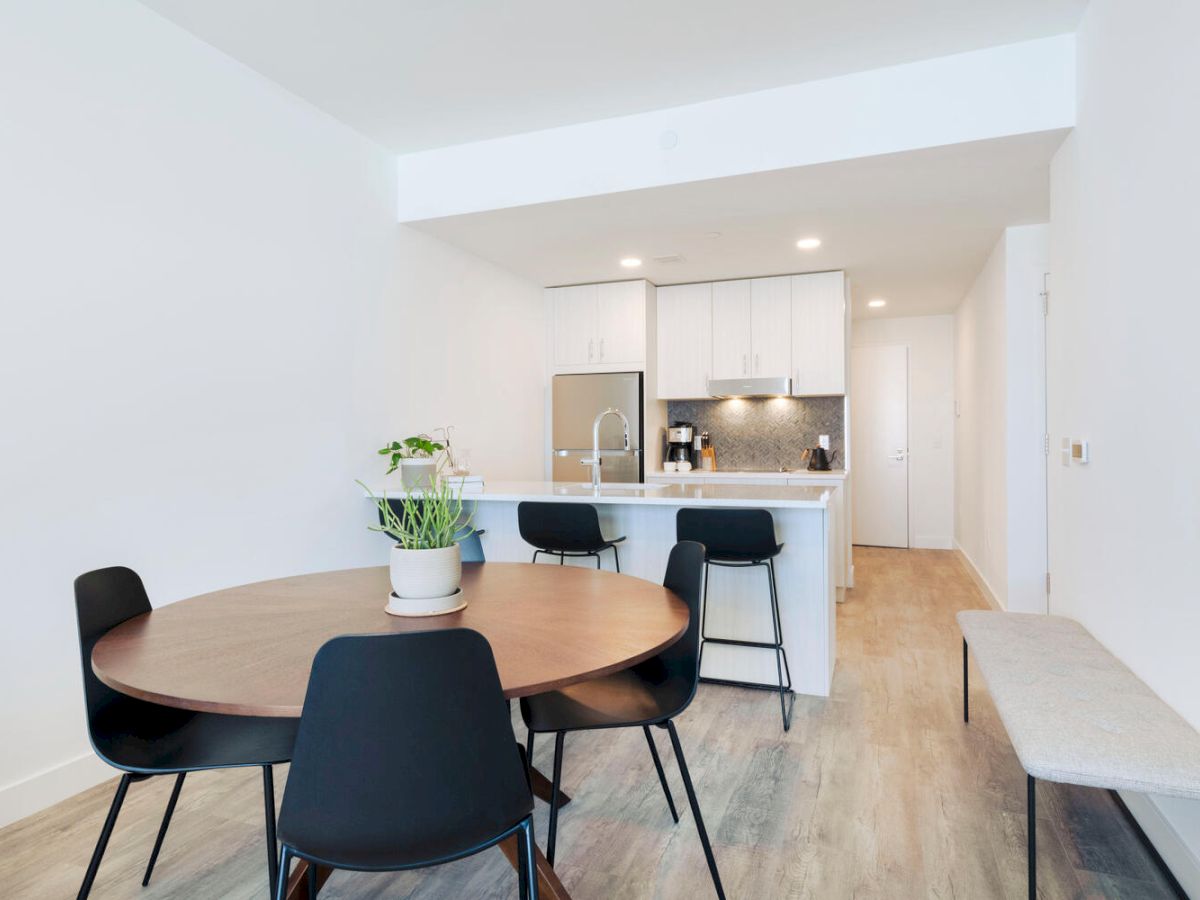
818 434 830 450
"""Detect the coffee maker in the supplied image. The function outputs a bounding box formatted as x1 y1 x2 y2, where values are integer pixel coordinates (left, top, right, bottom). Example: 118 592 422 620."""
666 422 695 469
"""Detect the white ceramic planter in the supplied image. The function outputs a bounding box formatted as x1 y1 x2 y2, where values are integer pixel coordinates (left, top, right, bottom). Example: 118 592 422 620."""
399 458 437 490
387 544 463 616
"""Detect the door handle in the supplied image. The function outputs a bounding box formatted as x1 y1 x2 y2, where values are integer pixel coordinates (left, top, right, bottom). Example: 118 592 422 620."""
887 449 908 460
599 337 605 361
588 339 594 362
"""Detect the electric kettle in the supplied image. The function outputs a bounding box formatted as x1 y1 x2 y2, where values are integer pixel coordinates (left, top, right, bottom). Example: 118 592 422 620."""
803 447 838 471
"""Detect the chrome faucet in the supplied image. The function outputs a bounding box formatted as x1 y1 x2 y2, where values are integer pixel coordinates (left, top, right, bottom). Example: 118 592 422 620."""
581 407 630 489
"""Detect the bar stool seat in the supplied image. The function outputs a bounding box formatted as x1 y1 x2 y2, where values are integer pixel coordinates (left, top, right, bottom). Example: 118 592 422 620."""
517 501 625 571
676 508 794 730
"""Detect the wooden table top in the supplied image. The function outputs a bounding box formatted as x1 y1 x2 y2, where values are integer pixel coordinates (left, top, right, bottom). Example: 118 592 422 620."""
91 562 689 717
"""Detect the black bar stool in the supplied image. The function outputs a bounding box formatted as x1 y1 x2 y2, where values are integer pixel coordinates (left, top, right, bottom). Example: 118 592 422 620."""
517 502 625 571
675 508 795 730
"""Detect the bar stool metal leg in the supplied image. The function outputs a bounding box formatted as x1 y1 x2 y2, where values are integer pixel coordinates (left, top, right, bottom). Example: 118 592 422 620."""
1027 775 1036 900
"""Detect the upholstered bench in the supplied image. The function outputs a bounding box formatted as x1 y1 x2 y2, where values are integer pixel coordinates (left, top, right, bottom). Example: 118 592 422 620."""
958 610 1200 899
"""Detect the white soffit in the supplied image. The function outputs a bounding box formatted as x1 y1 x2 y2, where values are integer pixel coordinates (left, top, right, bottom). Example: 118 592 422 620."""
396 35 1075 222
411 131 1066 319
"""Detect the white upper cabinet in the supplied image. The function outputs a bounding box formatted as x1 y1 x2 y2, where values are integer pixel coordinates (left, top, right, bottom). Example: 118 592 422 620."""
595 281 646 365
750 276 792 376
551 284 598 367
791 271 847 395
549 280 646 371
656 282 713 399
711 279 752 378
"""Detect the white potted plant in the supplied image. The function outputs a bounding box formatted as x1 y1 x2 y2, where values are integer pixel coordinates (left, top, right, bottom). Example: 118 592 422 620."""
360 478 475 616
379 435 444 490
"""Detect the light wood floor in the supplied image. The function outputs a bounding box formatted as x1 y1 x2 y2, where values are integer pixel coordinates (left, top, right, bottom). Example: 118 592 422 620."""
0 548 1178 899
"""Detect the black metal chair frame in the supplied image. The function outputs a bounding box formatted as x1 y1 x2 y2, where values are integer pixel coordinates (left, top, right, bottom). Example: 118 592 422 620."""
963 638 1037 900
696 554 795 731
529 544 622 572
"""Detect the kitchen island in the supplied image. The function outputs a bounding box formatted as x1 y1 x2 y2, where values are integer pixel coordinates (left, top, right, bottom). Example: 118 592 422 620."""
412 480 837 697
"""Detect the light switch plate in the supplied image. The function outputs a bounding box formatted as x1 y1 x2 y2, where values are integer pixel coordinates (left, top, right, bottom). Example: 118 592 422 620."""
1070 439 1090 464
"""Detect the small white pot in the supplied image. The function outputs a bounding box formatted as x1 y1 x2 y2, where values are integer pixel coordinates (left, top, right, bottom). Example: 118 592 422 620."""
388 544 463 614
399 458 437 490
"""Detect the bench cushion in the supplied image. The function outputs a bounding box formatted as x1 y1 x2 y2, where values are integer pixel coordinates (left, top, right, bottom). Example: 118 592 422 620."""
958 610 1200 800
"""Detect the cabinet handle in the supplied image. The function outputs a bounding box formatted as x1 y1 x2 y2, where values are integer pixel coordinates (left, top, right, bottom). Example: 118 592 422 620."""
599 337 604 361
742 354 747 374
755 353 760 373
588 339 594 362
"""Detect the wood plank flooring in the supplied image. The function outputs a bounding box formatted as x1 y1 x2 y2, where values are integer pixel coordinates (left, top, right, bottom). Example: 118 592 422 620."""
0 548 1178 898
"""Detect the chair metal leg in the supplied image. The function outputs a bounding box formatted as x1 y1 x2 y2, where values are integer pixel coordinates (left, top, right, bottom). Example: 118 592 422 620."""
274 847 292 900
263 766 279 897
594 552 601 570
77 773 132 900
767 560 794 731
142 772 186 885
665 721 726 900
697 561 711 676
612 545 621 573
547 732 566 866
1027 775 1036 900
308 860 319 898
526 728 536 779
963 638 970 723
559 552 565 565
643 725 679 823
531 550 541 564
517 816 538 900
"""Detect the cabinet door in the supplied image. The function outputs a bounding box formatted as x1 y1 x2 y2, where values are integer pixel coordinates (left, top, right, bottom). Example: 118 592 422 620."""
656 282 713 399
711 279 752 379
595 281 645 365
791 271 846 395
552 284 598 367
750 276 792 376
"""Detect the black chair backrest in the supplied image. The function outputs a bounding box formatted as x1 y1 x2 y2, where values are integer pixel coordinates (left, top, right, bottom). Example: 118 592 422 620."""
517 501 605 552
277 629 532 868
676 507 778 559
74 567 152 726
630 541 706 718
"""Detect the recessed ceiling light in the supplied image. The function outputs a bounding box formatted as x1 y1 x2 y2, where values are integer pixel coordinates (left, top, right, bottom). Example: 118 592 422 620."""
620 257 642 267
795 237 822 250
868 298 887 308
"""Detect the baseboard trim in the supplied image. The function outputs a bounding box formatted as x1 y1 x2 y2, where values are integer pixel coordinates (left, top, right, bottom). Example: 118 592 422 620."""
0 751 111 829
953 544 1004 611
1117 791 1199 899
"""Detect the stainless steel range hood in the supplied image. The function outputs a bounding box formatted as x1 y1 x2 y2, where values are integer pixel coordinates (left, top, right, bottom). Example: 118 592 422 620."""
707 376 793 398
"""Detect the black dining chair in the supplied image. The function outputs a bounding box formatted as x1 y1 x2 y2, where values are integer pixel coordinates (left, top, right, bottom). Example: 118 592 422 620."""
520 541 725 899
676 507 794 730
73 566 298 899
517 501 625 570
274 629 538 899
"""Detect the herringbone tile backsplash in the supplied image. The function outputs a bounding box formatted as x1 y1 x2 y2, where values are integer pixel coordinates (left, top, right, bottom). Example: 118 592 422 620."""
665 397 845 471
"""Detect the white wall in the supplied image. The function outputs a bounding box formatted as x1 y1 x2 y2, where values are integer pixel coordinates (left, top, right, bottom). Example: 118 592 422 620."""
1048 0 1200 889
0 0 543 826
396 35 1076 220
852 316 955 549
954 225 1048 612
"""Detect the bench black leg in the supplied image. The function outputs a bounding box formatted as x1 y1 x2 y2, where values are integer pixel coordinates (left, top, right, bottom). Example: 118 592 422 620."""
963 638 969 723
1027 774 1036 900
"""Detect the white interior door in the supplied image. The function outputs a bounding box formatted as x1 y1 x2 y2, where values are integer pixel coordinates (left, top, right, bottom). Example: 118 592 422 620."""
851 344 909 548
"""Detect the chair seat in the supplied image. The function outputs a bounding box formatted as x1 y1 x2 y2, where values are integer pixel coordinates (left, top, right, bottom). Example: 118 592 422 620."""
521 659 691 733
90 697 298 773
706 544 783 564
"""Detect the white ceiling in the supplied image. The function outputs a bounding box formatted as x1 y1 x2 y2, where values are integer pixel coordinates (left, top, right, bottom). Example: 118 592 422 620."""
413 131 1068 318
138 0 1085 153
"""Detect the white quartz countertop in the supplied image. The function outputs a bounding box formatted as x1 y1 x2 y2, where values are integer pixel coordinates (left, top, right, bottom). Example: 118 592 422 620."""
367 480 830 509
648 467 846 481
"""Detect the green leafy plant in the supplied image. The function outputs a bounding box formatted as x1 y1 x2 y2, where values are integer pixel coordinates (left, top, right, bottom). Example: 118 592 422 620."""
378 435 445 474
358 479 474 550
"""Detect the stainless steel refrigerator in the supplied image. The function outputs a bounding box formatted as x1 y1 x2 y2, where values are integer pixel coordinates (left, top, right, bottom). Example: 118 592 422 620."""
551 372 644 484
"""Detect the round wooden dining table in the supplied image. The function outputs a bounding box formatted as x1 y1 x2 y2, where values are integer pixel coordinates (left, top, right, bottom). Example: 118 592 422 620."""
91 561 689 900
